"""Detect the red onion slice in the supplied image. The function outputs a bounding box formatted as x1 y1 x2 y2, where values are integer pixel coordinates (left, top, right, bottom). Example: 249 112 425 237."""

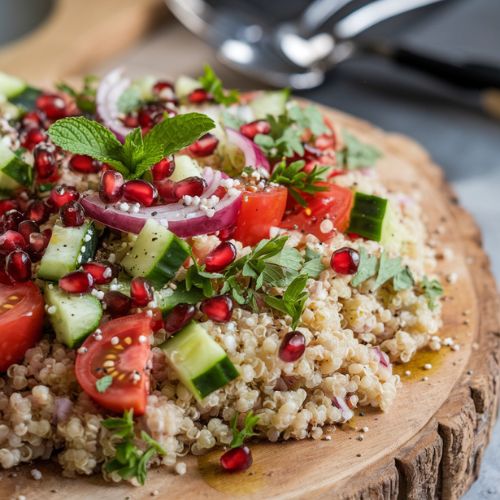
374 346 391 368
332 396 354 422
226 127 270 173
96 68 133 141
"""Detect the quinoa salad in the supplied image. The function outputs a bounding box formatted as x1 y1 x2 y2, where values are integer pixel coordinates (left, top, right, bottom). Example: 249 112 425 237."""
0 67 444 484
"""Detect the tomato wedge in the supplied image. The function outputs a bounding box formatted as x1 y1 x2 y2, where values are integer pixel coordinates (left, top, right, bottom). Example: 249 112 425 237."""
281 183 353 242
75 313 153 415
0 282 44 371
233 186 288 246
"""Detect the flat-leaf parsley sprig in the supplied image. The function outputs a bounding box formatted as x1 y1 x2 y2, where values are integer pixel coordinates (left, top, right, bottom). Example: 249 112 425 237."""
230 411 260 448
47 112 215 179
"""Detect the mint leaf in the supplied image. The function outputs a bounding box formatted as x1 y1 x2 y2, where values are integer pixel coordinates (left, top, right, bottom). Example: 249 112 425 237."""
230 411 259 448
351 248 377 286
95 375 113 393
198 65 239 106
421 276 443 310
288 104 328 136
393 267 414 291
337 131 381 170
47 116 128 175
122 127 144 168
373 253 403 289
117 85 142 114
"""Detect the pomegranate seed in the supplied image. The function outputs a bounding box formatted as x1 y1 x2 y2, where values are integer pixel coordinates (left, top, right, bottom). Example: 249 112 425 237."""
103 291 132 317
33 145 56 178
69 154 101 174
123 180 157 207
151 157 175 181
130 277 153 307
155 179 180 204
82 262 114 284
174 177 207 199
330 247 359 274
1 209 24 231
163 303 196 335
60 201 85 227
28 232 49 258
200 295 233 322
188 134 219 157
188 88 211 104
0 231 27 254
59 271 94 294
279 331 306 362
220 446 252 472
15 189 31 213
25 200 49 224
122 113 139 128
204 242 236 272
0 200 17 216
21 110 46 129
35 93 67 120
17 220 39 241
153 81 176 102
218 225 236 241
50 185 79 209
0 256 12 284
5 249 31 282
239 120 271 140
315 134 336 150
138 103 173 129
99 170 124 204
21 128 46 151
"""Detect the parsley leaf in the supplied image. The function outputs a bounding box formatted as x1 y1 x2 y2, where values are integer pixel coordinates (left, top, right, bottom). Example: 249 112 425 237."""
230 411 259 448
255 113 303 159
198 65 239 106
288 104 328 136
373 253 403 289
95 375 113 393
270 159 329 206
421 276 443 310
393 267 414 291
351 248 378 286
337 131 381 170
48 113 214 179
102 410 166 485
56 75 98 114
302 248 326 279
117 85 142 114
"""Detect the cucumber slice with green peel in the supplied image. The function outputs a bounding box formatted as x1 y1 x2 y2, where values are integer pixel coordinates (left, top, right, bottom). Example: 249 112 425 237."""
0 139 32 191
0 72 27 98
121 219 190 289
9 87 41 111
38 222 98 281
170 155 201 182
175 76 201 99
44 284 103 348
161 322 239 400
250 89 289 119
347 192 388 242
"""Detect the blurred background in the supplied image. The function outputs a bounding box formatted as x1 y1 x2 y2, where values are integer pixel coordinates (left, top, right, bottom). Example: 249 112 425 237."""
0 0 498 497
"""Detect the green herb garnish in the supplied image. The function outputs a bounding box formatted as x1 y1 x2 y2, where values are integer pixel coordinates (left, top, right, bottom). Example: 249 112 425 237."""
198 65 239 106
288 104 328 136
255 113 303 159
421 276 443 310
337 131 381 170
95 375 113 393
270 159 329 206
56 75 99 114
102 410 166 485
230 411 259 448
47 113 214 179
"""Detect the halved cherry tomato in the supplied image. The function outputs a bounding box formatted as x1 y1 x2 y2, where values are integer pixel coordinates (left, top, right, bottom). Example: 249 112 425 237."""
281 183 353 242
233 186 288 246
75 313 153 415
0 282 44 371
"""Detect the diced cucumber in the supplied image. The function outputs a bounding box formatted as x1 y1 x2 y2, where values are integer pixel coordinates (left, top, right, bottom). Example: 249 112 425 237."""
121 219 190 289
175 75 201 99
44 284 103 348
170 155 201 182
155 283 204 313
250 89 289 119
9 87 41 111
0 138 32 191
0 72 27 98
347 192 388 242
38 222 98 281
161 322 239 400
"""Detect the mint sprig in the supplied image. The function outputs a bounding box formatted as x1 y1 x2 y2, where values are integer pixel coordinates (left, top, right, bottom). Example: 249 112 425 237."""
48 113 215 179
198 65 239 106
230 411 259 448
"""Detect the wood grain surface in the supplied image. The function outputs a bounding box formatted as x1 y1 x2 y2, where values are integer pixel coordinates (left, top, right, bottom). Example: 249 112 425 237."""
1 106 498 500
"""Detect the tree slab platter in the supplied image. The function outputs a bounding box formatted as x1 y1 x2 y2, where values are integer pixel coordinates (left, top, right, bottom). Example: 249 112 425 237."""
2 105 499 500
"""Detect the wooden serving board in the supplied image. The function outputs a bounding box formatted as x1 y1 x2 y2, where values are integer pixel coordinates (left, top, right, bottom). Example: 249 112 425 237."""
2 106 499 500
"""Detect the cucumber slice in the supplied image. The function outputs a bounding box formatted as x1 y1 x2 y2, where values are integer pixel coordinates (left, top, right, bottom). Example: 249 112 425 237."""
347 192 388 242
250 90 289 119
175 75 201 99
38 222 98 281
44 284 103 348
0 139 32 191
9 87 41 111
170 155 201 182
161 322 239 400
121 219 190 289
0 72 27 98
